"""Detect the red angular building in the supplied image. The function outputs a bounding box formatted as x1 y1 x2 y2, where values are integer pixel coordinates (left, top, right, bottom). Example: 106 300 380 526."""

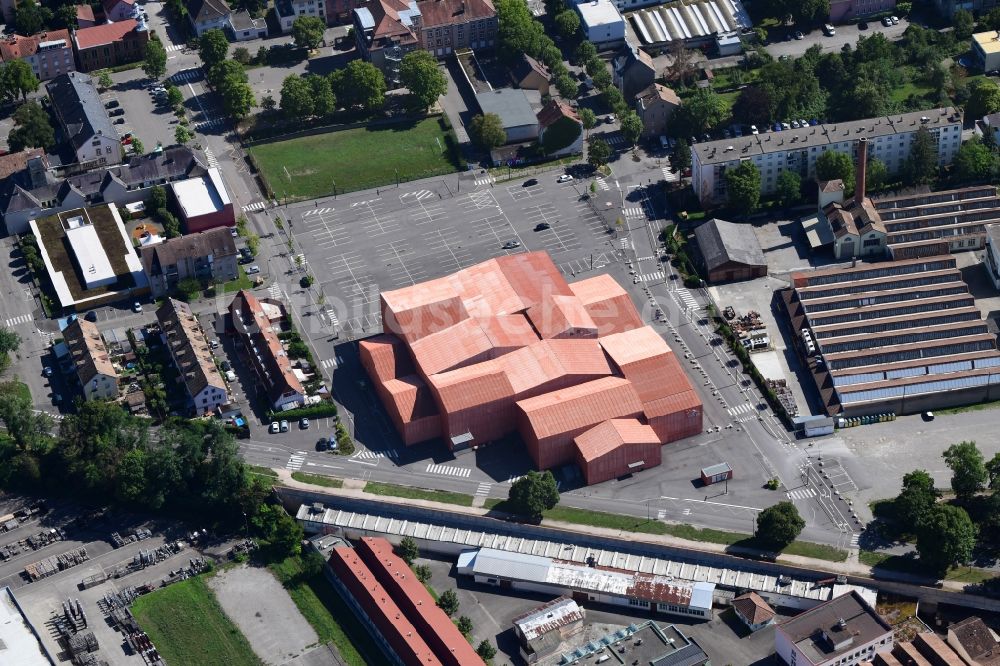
359 251 702 484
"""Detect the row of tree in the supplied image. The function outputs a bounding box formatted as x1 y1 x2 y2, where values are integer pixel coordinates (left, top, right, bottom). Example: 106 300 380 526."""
496 0 578 99
198 30 257 120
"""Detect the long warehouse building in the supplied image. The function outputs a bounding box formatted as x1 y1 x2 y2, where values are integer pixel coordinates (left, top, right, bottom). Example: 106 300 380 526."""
783 255 1000 416
691 108 962 206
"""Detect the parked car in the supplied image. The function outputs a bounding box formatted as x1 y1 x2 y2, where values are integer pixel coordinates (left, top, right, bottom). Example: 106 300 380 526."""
794 30 804 39
109 108 124 117
823 23 835 35
858 21 868 29
881 16 892 26
114 118 125 124
299 418 310 430
534 222 551 231
105 100 119 109
225 370 236 382
606 114 616 124
132 301 142 313
523 178 538 187
246 265 260 274
557 174 574 183
316 438 328 451
280 420 289 433
501 240 521 249
269 421 280 434
43 366 53 377
750 124 759 135
221 360 231 371
890 15 899 24
84 311 98 322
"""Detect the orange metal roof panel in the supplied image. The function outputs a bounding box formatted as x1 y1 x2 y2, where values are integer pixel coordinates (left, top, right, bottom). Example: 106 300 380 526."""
573 418 660 462
544 338 613 376
383 375 439 422
450 259 527 316
527 294 598 339
569 274 644 336
600 326 672 366
359 334 412 383
644 389 702 418
477 315 539 352
600 327 698 403
494 251 573 309
427 360 515 413
496 339 611 395
409 317 494 376
381 276 468 342
516 376 643 440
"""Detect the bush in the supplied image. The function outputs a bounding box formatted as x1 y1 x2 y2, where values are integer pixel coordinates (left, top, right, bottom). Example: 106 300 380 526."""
267 402 338 422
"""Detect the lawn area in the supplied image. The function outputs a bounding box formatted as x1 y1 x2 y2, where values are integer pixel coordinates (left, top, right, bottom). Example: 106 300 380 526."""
860 550 995 583
222 266 253 294
485 503 848 562
247 465 278 478
364 481 473 507
247 117 462 198
269 555 380 666
291 471 343 488
131 576 262 666
0 380 31 403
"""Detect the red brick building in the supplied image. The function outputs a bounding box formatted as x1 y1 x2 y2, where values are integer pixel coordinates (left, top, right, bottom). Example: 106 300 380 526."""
73 20 149 72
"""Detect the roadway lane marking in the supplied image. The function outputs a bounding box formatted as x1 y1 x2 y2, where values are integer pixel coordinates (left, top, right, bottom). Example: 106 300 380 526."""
660 496 762 512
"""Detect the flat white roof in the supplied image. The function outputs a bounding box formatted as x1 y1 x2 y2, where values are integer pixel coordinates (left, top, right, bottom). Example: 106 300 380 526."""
0 587 54 666
578 0 623 27
171 167 232 219
66 222 116 289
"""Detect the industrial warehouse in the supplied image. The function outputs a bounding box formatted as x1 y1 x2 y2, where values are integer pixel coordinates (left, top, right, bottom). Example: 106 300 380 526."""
783 255 1000 417
359 251 703 485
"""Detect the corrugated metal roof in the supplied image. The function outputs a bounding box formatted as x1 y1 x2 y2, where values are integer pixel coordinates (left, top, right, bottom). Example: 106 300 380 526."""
382 375 438 421
569 274 645 337
512 597 584 641
516 376 644 440
574 419 660 462
359 334 413 383
527 294 598 339
409 317 494 375
427 360 514 413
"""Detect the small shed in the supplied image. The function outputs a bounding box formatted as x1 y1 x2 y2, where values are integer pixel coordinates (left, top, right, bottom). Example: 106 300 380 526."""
700 462 733 486
731 592 775 631
692 218 767 283
475 89 540 144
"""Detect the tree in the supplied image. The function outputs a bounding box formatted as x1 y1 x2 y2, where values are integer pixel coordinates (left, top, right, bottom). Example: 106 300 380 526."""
260 95 276 112
331 61 386 112
602 87 626 116
177 277 202 300
292 16 326 50
663 41 697 87
554 9 580 38
953 9 975 40
174 125 193 144
308 74 336 116
591 67 612 91
866 157 888 191
815 150 854 191
456 616 473 636
477 641 497 661
579 107 596 133
437 589 460 616
414 564 432 582
986 7 1000 30
96 70 114 90
916 503 977 572
246 234 260 256
966 80 1000 121
0 328 21 373
554 73 578 99
160 210 181 238
2 60 39 102
755 501 805 547
8 101 54 152
620 111 643 146
131 137 145 155
943 441 987 500
674 138 691 171
400 50 447 109
507 470 559 520
166 84 184 109
575 40 597 64
220 78 255 120
469 113 506 150
199 29 230 68
671 88 725 137
143 39 168 80
725 160 761 214
731 86 772 127
54 4 78 29
232 47 252 65
987 453 1000 489
776 170 801 208
253 503 304 557
904 126 938 186
954 138 996 182
147 186 168 212
398 536 419 564
14 0 52 36
208 59 247 89
588 137 612 167
280 74 314 119
895 469 939 532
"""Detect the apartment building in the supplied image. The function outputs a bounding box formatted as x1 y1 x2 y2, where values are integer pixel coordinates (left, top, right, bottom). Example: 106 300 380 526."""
140 227 238 298
46 72 122 168
63 318 119 401
156 298 228 416
691 108 963 206
73 20 150 72
0 30 74 82
277 0 327 33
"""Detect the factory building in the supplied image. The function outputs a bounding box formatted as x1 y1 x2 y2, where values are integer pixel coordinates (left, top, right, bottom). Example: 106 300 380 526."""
624 0 752 50
359 251 702 485
457 547 716 620
691 108 962 207
775 591 893 666
784 255 1000 416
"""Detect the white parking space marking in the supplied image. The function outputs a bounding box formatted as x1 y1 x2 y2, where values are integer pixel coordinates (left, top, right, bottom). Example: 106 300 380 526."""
461 190 501 212
375 240 425 287
558 253 611 276
326 252 378 310
469 213 516 244
301 208 352 249
342 312 382 333
426 463 471 478
400 192 450 226
5 314 32 326
506 184 543 201
422 227 474 272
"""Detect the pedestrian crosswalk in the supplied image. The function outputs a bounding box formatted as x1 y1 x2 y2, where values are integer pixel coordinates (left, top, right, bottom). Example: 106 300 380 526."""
426 462 472 478
267 285 283 299
352 448 398 460
286 453 306 471
594 176 610 191
606 133 626 147
204 147 218 168
475 482 491 497
474 174 495 186
850 533 860 547
787 487 818 501
618 237 631 250
197 118 225 132
675 288 697 309
623 206 644 218
5 314 32 327
639 271 664 282
320 358 337 370
39 331 54 346
243 201 267 213
303 207 335 218
505 475 525 484
322 307 340 328
728 403 758 421
171 68 200 83
662 167 680 183
165 43 184 53
34 409 64 421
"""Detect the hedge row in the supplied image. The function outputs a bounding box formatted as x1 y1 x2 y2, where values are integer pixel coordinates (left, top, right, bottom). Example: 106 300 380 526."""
268 402 339 422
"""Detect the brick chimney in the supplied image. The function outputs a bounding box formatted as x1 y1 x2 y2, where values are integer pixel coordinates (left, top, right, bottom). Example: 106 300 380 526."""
855 137 867 207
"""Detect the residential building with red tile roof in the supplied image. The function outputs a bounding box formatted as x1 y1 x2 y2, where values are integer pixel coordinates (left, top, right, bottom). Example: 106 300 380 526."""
102 0 136 21
359 251 702 484
75 4 97 27
73 19 149 72
536 99 584 157
0 30 74 81
731 592 776 631
156 298 228 416
63 317 119 401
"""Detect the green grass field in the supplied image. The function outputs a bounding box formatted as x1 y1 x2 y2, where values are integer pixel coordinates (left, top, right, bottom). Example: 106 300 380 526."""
131 576 261 666
248 117 461 198
364 481 474 506
291 471 343 488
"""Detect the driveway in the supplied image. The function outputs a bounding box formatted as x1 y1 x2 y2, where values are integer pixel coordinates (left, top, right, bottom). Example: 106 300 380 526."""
764 18 911 59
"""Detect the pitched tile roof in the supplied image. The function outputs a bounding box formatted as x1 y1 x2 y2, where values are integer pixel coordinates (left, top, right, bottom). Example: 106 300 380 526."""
228 290 306 405
0 148 44 180
512 54 549 84
417 0 495 27
536 99 579 129
74 19 139 50
46 72 119 150
731 592 775 625
0 30 71 60
950 616 1000 663
140 227 236 278
156 297 227 400
62 318 117 386
76 4 96 22
187 0 231 23
636 82 680 107
102 0 135 13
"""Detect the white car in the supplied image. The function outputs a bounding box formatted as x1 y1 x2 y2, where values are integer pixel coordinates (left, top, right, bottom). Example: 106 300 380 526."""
890 15 899 24
557 174 574 183
132 301 143 313
246 265 260 275
606 114 616 124
269 421 279 433
750 124 759 135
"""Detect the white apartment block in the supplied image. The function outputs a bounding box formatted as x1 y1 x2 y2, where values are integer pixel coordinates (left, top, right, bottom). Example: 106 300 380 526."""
691 108 963 206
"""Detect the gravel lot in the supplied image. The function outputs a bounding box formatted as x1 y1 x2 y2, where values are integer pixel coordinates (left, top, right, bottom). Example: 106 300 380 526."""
208 564 318 665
